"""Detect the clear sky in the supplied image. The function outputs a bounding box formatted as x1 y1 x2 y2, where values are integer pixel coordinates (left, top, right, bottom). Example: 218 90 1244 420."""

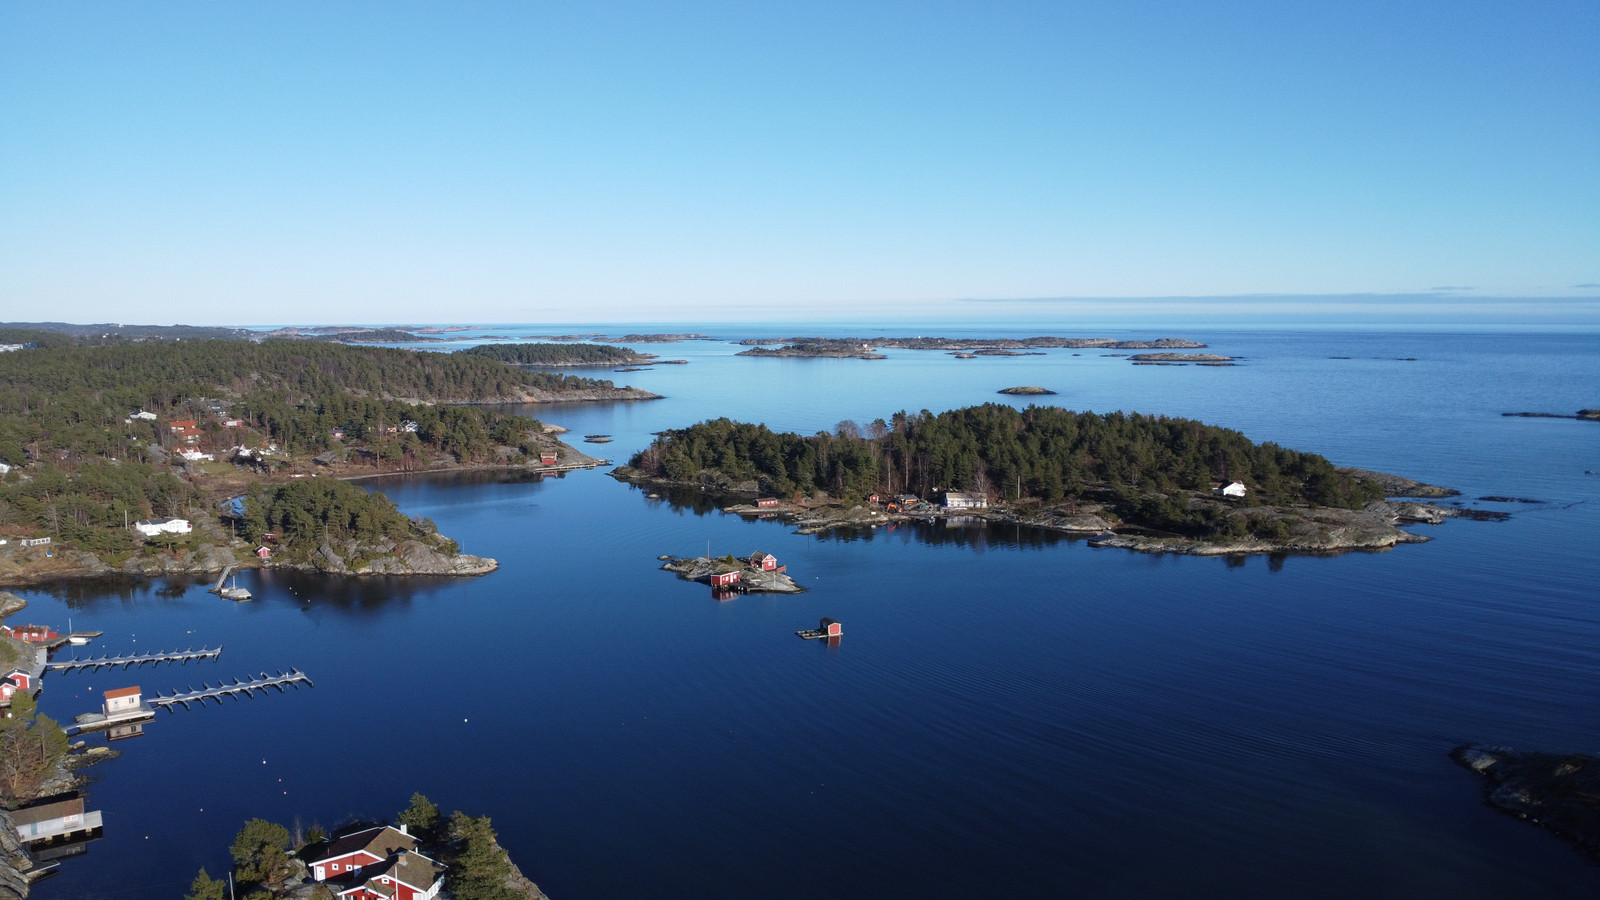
2 2 1596 327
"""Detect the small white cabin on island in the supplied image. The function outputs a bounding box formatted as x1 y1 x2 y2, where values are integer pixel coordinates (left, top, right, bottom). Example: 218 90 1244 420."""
1215 481 1247 498
134 517 192 537
943 492 988 510
103 686 141 714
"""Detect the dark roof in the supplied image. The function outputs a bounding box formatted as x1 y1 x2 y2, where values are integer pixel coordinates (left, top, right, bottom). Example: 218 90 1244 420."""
311 824 416 864
11 796 84 827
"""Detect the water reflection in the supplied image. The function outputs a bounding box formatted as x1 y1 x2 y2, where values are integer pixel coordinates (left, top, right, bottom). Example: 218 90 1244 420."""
255 568 452 612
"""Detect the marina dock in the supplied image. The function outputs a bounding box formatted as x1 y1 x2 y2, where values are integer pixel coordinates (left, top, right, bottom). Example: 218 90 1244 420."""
149 669 314 711
47 646 222 673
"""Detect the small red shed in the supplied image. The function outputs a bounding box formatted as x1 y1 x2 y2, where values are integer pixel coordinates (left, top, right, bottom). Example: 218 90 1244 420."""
710 570 741 588
256 546 272 560
819 617 843 637
755 498 779 508
748 552 778 571
540 450 559 465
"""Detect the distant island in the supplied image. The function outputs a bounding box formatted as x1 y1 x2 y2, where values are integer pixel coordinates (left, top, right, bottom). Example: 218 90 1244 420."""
461 341 659 368
1128 352 1235 365
735 335 1206 358
738 335 1207 350
612 404 1482 556
1502 409 1600 421
998 386 1056 395
0 334 647 585
517 332 712 343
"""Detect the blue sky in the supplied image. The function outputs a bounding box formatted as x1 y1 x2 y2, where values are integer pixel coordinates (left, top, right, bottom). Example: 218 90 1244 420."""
2 2 1596 327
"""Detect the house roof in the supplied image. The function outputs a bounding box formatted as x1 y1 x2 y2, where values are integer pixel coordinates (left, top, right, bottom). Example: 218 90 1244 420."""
104 686 141 700
330 850 443 898
11 797 84 827
312 824 416 865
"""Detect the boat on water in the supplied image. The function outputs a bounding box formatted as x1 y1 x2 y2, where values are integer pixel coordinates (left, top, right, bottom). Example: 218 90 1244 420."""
583 434 613 443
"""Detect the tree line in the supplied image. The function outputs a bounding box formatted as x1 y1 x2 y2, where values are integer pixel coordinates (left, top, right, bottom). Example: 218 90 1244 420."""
461 341 644 366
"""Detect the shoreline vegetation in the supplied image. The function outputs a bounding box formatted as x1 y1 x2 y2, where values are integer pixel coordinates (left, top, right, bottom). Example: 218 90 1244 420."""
612 404 1495 556
0 329 647 586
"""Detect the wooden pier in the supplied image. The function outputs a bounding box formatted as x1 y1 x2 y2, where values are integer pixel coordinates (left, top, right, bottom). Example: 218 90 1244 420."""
149 669 314 711
47 646 222 673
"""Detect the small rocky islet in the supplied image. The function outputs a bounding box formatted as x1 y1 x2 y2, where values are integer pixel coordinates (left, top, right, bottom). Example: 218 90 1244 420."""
1452 744 1600 860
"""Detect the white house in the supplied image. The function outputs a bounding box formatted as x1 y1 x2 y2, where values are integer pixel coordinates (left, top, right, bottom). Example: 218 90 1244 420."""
177 449 215 462
134 517 192 537
1216 481 1247 498
943 492 989 510
0 462 10 475
126 410 158 422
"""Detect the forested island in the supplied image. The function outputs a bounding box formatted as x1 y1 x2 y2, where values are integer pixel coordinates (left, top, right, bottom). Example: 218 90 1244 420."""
614 404 1475 555
461 342 658 367
0 334 645 583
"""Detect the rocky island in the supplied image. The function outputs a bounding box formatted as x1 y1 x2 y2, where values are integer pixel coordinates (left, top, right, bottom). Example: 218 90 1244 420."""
612 405 1493 557
1128 352 1235 365
998 386 1057 395
658 554 803 593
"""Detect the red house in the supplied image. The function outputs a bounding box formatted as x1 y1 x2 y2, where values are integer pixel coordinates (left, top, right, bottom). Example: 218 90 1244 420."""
2 624 57 643
819 617 843 637
710 570 741 588
755 498 779 508
309 825 418 883
748 552 778 571
540 450 559 465
1 670 33 703
330 849 445 900
256 546 272 560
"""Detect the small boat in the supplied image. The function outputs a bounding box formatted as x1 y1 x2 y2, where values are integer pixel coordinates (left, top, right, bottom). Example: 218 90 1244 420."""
583 434 613 443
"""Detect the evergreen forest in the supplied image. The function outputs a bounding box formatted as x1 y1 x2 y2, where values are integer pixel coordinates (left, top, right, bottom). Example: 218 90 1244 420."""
460 342 646 366
0 338 608 549
630 404 1385 535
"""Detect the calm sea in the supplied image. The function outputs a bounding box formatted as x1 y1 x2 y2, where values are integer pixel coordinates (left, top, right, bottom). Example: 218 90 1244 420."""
18 327 1600 899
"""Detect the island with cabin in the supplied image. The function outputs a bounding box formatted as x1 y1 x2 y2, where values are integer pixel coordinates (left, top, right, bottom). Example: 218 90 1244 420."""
612 404 1492 556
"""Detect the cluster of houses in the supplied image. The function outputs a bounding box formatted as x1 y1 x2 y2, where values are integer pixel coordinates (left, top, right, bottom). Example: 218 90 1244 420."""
308 823 444 900
708 551 784 589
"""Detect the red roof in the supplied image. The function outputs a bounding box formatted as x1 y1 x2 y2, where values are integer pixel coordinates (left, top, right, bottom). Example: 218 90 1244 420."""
104 686 141 699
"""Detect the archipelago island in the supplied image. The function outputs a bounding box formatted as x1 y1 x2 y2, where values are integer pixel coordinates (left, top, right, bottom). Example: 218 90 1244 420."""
613 404 1487 556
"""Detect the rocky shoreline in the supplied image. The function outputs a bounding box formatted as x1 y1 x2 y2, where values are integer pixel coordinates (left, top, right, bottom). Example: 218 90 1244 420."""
658 556 803 593
1452 744 1600 860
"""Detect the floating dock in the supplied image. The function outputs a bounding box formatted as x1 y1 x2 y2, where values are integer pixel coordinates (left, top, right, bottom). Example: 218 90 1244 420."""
47 646 222 673
796 618 843 640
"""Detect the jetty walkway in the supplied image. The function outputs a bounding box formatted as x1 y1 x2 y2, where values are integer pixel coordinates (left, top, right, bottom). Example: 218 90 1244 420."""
47 647 222 673
149 669 314 710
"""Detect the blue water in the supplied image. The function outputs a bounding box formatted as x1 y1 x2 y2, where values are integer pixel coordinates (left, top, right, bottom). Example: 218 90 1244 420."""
18 329 1600 898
